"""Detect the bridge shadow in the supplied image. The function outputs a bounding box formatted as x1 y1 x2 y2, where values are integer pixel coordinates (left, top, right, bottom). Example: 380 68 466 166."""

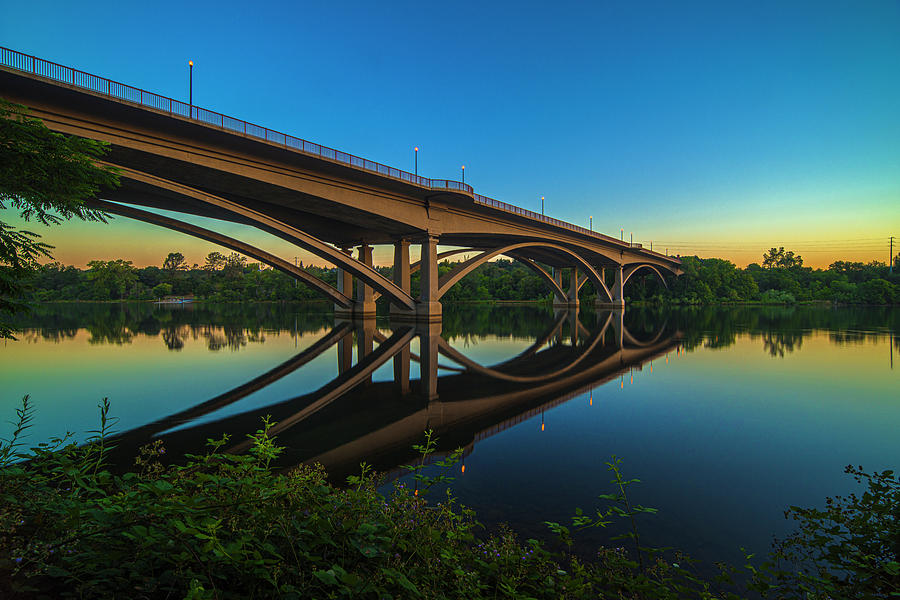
107 309 681 481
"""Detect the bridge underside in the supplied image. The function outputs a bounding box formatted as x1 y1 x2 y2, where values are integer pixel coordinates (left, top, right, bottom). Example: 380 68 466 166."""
96 167 677 319
1 65 683 321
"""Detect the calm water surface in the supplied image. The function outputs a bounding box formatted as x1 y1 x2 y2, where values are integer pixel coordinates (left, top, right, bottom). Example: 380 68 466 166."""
2 302 898 567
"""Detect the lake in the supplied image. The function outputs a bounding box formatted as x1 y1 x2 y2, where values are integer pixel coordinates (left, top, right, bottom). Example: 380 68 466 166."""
2 302 897 569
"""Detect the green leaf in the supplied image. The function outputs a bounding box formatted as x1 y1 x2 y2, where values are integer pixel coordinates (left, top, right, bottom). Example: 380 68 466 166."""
313 569 339 586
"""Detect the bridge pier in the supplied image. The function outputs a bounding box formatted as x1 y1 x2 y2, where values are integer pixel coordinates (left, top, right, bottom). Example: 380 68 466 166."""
354 244 376 318
390 239 416 320
334 248 355 318
596 265 626 308
553 267 581 308
416 235 442 322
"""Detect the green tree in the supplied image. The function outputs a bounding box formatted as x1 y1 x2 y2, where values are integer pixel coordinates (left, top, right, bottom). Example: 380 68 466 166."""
86 260 138 300
763 246 803 269
0 98 119 337
203 251 227 271
151 282 173 298
162 252 187 275
223 252 248 279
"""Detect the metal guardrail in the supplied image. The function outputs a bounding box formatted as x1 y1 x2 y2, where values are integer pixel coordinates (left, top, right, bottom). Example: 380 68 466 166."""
0 46 677 263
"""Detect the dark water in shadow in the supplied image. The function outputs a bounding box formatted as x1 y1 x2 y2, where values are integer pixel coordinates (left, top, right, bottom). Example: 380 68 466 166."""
3 302 898 568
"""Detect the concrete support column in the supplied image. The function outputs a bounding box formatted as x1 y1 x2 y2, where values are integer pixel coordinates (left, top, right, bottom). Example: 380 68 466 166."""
598 265 626 308
354 244 376 317
390 239 414 319
554 267 579 308
417 321 441 400
334 248 354 318
568 268 581 306
553 267 563 290
613 265 625 306
416 235 442 322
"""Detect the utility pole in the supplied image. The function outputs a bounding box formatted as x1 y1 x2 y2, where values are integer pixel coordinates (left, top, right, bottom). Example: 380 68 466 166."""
891 236 894 275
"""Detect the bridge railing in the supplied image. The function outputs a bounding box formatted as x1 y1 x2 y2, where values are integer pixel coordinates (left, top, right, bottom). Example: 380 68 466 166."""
0 46 678 264
0 46 478 198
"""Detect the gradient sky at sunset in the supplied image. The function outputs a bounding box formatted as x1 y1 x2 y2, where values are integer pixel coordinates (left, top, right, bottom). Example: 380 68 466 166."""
2 0 898 268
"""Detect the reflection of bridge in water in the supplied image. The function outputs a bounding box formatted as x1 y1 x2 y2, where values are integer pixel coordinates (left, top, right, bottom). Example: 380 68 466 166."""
110 309 680 480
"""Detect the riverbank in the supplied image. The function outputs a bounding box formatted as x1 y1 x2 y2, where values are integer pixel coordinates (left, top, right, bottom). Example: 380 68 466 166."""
2 403 896 599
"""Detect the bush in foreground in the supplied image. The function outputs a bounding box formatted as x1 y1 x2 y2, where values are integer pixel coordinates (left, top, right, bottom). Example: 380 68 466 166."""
1 397 898 599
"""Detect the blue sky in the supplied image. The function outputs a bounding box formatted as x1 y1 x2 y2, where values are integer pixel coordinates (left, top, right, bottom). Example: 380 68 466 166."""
2 0 898 267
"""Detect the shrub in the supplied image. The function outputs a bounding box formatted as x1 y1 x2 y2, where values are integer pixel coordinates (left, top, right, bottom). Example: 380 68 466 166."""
1 398 731 599
759 289 796 304
3 398 898 599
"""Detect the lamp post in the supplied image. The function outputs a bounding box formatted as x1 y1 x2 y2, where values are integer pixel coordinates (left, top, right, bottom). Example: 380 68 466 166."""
589 216 593 232
461 165 465 185
620 228 624 241
541 196 544 215
414 147 418 177
188 60 193 112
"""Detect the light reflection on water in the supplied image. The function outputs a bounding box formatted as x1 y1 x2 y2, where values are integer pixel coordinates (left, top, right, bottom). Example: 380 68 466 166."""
2 302 898 568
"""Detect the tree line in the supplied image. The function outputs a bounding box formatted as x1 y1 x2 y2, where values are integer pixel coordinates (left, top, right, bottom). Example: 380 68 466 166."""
649 247 900 304
23 246 900 305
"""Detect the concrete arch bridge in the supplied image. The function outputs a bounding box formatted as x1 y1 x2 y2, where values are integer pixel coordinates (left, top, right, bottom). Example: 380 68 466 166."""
1 47 681 320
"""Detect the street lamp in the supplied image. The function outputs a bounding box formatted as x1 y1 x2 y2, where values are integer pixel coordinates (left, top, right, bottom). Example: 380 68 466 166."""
620 228 624 241
541 196 544 215
188 61 194 112
589 216 593 232
461 165 465 185
414 147 418 177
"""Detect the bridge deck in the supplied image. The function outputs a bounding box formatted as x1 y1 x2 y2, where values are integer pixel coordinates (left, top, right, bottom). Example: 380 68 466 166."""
1 45 678 270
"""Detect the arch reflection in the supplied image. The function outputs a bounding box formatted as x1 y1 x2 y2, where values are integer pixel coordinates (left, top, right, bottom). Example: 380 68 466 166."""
109 309 680 480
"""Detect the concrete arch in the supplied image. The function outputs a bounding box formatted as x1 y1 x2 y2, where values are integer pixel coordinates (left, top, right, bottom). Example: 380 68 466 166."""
416 250 566 302
104 163 416 310
518 259 568 303
623 264 670 290
91 200 353 308
436 242 613 302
